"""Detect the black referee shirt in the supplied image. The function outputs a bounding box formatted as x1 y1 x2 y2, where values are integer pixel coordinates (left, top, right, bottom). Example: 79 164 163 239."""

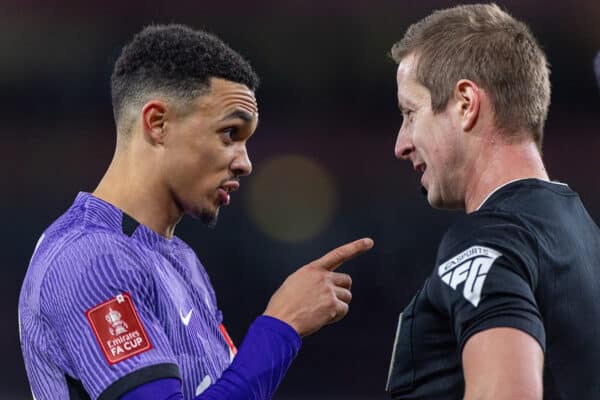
387 179 600 399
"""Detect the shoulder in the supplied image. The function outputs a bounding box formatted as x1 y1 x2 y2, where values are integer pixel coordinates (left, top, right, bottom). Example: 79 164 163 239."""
37 231 161 323
439 210 537 262
54 230 150 267
41 231 155 294
432 210 541 297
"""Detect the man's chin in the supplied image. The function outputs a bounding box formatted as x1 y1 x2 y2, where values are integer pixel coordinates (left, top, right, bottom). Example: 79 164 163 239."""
426 189 464 211
424 186 444 209
201 208 219 228
189 207 219 228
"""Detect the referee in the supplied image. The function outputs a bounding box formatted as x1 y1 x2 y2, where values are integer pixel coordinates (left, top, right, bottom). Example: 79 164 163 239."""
386 4 600 399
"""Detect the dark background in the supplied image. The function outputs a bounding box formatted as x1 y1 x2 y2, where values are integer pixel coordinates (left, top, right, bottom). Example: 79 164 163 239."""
3 0 599 398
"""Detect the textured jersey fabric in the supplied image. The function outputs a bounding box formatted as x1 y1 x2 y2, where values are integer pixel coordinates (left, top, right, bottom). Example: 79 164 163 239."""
19 192 300 400
386 179 600 399
121 316 302 400
193 315 301 400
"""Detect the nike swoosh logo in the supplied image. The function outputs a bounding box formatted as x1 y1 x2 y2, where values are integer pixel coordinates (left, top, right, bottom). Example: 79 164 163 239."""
180 308 193 326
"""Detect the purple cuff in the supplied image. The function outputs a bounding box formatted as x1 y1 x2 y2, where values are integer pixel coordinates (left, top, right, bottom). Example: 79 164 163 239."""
254 315 302 351
120 316 302 400
195 315 302 399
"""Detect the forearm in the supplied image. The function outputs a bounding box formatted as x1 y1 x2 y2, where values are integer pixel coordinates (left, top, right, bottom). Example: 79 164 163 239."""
197 315 301 400
121 316 301 400
464 387 542 400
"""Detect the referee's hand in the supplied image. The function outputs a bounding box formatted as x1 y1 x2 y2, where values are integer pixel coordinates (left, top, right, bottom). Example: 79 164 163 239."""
263 238 374 337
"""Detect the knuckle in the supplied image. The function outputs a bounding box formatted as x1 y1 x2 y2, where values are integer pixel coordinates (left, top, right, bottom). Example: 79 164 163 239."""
346 290 353 303
338 246 352 258
342 273 352 286
318 271 328 284
338 303 349 317
326 296 338 309
331 249 345 262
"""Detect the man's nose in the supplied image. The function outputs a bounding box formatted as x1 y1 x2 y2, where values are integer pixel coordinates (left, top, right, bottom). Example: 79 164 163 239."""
231 147 252 177
394 127 414 160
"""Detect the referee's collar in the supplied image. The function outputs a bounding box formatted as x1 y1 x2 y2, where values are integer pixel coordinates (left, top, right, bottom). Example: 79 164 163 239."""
475 178 569 211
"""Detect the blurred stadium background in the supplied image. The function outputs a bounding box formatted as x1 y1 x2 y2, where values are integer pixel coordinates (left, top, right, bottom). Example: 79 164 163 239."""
2 0 599 398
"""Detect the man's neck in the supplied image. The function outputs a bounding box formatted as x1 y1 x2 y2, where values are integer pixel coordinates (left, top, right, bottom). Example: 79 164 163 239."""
464 139 549 213
93 152 181 239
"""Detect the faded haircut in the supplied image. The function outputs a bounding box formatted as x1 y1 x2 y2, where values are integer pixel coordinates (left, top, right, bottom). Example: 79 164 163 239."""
111 24 259 136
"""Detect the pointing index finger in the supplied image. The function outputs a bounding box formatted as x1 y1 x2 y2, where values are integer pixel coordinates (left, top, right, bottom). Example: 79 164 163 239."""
312 238 374 271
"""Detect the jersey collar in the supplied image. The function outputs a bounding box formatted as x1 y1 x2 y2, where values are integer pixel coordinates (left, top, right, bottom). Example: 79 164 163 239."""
76 192 177 252
475 178 569 211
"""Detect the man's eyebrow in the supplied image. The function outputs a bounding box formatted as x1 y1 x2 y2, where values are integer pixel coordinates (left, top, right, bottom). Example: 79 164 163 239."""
397 97 416 111
220 110 253 123
397 101 409 112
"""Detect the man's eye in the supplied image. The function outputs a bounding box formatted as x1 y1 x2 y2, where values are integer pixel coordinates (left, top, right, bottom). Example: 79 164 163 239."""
402 110 414 123
222 127 238 140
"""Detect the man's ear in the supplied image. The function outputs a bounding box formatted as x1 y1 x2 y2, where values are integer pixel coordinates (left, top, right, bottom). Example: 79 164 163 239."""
454 79 481 132
141 100 169 145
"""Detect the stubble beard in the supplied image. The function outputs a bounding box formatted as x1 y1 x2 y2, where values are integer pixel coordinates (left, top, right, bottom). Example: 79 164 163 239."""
199 208 218 228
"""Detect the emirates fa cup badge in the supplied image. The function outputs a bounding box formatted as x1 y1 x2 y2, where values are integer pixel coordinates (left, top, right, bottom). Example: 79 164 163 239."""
87 292 152 365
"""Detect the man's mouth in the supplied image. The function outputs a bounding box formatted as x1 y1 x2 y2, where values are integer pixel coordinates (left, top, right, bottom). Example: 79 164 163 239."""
217 181 240 206
414 162 427 190
217 188 230 206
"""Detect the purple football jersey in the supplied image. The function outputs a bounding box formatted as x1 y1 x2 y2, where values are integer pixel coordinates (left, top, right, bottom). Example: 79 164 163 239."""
19 193 235 399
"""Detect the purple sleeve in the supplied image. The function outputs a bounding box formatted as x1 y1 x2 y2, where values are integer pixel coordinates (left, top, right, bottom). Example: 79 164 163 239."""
120 316 301 400
42 235 180 399
197 315 301 400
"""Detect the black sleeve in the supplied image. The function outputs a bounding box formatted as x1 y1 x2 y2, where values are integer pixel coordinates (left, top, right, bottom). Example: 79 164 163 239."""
429 212 546 354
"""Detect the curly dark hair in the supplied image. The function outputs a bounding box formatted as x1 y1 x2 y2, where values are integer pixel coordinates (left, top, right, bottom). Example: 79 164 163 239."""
111 24 259 133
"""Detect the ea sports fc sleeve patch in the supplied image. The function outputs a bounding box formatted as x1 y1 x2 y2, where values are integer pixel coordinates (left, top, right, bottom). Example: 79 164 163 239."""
431 213 546 353
437 246 502 307
86 292 152 365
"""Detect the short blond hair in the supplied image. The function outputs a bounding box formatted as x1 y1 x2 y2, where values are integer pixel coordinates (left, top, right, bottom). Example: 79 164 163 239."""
391 3 551 148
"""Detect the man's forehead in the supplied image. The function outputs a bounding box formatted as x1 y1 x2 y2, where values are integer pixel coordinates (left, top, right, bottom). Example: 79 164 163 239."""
208 77 258 114
396 54 428 106
193 77 259 120
396 54 418 89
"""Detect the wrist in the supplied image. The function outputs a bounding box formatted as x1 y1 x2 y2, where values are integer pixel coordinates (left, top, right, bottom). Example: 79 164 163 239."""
254 311 302 341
